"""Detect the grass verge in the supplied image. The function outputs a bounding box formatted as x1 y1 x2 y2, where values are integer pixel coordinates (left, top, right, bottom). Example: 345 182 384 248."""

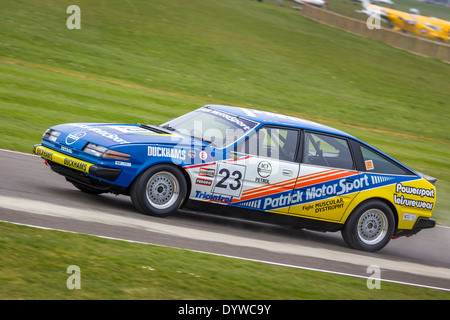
0 222 448 299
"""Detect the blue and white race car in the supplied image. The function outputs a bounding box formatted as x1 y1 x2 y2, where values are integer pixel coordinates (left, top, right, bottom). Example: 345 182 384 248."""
34 105 437 251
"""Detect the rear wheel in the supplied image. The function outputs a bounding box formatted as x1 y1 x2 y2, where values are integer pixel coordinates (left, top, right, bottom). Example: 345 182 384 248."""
130 164 187 217
341 200 395 252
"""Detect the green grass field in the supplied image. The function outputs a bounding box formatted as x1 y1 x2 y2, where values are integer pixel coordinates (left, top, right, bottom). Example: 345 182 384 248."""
1 222 449 299
0 0 449 299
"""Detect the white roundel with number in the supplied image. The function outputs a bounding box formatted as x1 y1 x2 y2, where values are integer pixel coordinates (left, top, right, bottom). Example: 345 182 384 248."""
212 163 246 198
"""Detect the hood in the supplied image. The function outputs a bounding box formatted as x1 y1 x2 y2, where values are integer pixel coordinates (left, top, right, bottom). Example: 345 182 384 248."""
52 123 195 149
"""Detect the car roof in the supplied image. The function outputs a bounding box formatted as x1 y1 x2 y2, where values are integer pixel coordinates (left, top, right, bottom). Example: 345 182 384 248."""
203 105 416 174
205 104 357 140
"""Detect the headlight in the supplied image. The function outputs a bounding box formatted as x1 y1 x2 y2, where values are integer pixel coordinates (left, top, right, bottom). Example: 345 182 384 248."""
43 129 61 142
84 143 108 157
83 143 130 160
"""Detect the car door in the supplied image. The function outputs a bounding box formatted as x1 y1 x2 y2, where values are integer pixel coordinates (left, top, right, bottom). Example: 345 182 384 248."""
230 126 300 213
288 131 361 221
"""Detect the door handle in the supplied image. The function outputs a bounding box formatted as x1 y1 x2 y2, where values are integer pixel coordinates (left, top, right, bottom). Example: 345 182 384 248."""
282 169 293 176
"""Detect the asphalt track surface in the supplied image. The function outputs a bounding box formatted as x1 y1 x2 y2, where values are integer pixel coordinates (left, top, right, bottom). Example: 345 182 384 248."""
1 149 449 293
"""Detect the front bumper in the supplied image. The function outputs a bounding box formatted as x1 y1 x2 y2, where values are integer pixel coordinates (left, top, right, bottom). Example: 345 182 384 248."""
33 144 122 181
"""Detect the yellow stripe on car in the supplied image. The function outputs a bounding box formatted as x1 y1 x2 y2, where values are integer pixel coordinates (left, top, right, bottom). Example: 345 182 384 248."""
33 145 93 174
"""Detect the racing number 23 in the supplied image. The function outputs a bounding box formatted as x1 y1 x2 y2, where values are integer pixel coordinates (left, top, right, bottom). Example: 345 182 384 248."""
212 163 246 198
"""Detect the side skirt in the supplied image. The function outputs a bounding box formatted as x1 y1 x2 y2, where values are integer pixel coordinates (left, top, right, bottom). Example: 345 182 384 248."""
182 199 343 232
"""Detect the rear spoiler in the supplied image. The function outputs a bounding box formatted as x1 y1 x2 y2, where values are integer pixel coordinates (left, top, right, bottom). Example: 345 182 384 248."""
416 171 437 185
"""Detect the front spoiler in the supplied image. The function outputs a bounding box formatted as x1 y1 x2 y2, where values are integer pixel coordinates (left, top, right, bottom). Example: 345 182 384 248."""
33 144 122 181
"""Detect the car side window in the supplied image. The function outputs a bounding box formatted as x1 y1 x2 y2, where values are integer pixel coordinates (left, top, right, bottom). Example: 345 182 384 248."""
236 127 299 162
302 132 354 170
360 145 409 175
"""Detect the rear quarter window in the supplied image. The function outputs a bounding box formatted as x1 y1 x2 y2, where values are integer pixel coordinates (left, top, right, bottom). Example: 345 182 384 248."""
360 145 411 175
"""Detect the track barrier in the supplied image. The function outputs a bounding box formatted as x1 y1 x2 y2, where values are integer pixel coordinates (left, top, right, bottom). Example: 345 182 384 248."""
301 5 450 63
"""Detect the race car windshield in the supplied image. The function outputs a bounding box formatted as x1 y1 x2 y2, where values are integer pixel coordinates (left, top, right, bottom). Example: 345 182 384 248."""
160 107 258 148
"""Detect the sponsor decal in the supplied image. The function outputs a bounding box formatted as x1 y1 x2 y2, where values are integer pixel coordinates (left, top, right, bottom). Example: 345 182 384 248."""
393 195 434 210
199 168 215 177
393 183 435 210
35 146 92 173
188 149 196 159
69 124 130 144
262 192 292 210
35 147 54 160
61 146 72 154
65 131 86 145
195 178 213 186
262 198 344 214
88 128 128 144
107 125 149 134
302 175 370 200
148 146 186 160
257 161 272 178
402 213 417 222
395 183 435 198
241 182 349 211
255 177 269 184
314 198 344 213
63 158 88 172
115 161 131 167
235 173 418 212
194 191 233 204
199 151 208 161
365 160 374 170
200 108 256 131
239 107 325 130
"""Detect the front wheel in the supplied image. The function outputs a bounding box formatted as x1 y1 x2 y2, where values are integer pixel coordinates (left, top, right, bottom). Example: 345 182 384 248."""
130 164 187 217
341 200 395 252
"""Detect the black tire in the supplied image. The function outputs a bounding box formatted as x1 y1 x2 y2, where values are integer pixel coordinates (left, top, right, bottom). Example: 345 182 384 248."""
130 164 187 217
70 181 105 195
341 200 395 252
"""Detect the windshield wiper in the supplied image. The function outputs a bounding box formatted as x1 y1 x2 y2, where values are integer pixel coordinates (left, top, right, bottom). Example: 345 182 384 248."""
160 125 179 132
160 125 213 145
